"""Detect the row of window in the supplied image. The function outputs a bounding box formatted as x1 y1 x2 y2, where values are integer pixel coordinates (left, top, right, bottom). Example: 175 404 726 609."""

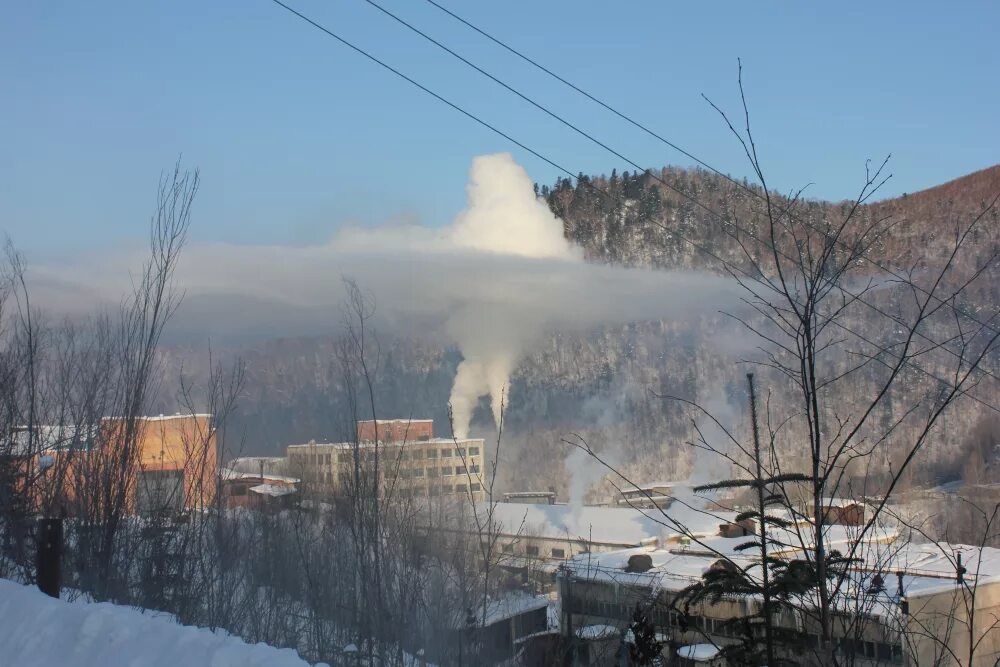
291 446 481 466
567 596 903 664
505 543 568 559
398 465 481 478
329 473 483 495
837 638 903 662
428 482 482 495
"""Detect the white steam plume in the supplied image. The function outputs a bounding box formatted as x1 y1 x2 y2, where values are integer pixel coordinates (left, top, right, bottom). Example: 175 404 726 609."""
443 154 578 436
24 153 738 439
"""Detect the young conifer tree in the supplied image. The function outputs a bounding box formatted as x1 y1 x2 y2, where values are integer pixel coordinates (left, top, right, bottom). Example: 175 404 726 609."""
679 373 812 666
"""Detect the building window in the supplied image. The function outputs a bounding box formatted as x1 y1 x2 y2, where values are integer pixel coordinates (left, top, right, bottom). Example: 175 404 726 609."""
502 543 513 553
137 469 184 515
412 468 424 478
470 482 482 492
454 448 466 457
551 548 565 558
426 467 439 478
469 464 481 474
469 447 480 456
525 545 539 557
455 484 467 493
426 449 437 459
440 448 451 457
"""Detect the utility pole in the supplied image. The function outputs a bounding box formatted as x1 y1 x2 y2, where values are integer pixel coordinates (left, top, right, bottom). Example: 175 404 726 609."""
748 373 776 667
561 564 576 667
36 516 62 598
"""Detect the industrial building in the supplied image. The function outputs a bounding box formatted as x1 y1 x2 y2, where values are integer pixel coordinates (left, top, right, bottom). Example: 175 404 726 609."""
551 500 999 667
286 419 486 502
4 414 217 517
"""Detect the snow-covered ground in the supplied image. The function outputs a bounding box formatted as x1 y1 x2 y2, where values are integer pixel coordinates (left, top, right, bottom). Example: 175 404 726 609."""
0 579 312 667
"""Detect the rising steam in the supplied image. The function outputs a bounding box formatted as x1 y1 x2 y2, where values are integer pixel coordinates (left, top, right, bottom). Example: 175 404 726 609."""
443 154 578 437
24 153 738 439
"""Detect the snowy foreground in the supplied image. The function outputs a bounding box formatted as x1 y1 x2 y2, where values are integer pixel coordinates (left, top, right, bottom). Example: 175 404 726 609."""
0 579 311 667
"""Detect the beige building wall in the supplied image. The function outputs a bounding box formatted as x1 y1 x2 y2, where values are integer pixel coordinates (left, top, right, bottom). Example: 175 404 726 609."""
904 579 1000 667
288 438 486 501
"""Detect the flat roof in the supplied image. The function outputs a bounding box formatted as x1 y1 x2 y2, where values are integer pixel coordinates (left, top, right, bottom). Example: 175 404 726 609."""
220 468 300 484
483 489 735 546
503 491 556 497
139 414 213 422
288 437 483 450
358 419 434 423
564 539 1000 605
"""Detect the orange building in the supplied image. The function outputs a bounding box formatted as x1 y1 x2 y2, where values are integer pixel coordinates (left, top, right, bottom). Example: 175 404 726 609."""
356 419 434 443
8 414 217 517
132 414 217 513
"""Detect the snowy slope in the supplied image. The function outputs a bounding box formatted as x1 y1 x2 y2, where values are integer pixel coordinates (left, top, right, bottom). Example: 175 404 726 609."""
0 579 311 667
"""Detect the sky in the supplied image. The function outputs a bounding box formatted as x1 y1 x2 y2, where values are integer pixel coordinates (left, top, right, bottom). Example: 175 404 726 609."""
2 0 998 258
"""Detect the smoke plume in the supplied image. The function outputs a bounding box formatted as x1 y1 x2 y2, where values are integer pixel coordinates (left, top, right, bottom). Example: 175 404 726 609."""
24 153 738 439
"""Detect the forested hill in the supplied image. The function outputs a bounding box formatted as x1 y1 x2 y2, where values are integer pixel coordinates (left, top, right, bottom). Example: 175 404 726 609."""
161 163 1000 498
545 163 1000 274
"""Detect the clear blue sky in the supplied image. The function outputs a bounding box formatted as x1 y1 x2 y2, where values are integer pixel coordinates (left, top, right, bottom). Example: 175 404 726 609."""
2 1 998 257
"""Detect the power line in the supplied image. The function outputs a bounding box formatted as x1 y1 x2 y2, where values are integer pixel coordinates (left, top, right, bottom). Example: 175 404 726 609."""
266 0 1000 416
420 0 1000 351
359 0 1000 393
266 0 579 183
419 0 716 176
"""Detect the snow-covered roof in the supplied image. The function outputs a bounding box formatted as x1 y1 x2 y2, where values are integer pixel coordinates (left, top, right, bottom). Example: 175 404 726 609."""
249 484 297 498
358 419 434 426
448 593 549 629
220 468 300 484
481 594 549 626
141 413 213 422
577 624 620 640
484 486 737 547
678 644 720 662
813 496 866 508
7 424 100 456
287 437 483 450
564 538 1000 608
486 503 665 546
565 546 754 593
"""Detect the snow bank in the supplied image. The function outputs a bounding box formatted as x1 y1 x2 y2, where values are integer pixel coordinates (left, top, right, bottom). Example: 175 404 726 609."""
0 579 310 667
677 643 720 662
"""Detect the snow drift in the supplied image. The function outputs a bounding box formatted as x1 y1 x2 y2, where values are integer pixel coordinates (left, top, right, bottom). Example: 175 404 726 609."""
0 579 311 667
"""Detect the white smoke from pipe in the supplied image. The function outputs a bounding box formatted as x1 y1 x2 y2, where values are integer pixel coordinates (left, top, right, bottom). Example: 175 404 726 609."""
442 154 581 437
448 154 580 261
688 384 741 486
565 444 620 514
23 153 740 442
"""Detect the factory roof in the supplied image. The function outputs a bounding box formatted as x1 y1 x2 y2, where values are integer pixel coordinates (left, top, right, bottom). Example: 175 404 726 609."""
485 486 737 547
564 539 1000 604
287 436 483 450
